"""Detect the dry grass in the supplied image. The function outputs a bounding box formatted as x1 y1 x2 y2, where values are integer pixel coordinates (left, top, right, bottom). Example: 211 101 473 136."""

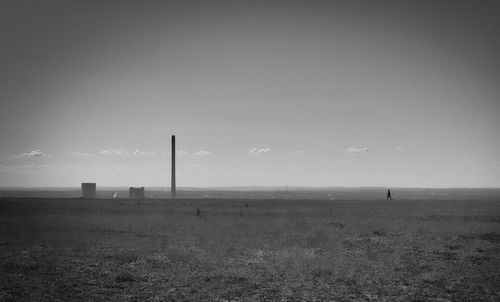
0 198 499 301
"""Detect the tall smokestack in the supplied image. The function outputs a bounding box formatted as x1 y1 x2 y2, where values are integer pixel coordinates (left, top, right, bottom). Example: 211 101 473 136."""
171 135 176 199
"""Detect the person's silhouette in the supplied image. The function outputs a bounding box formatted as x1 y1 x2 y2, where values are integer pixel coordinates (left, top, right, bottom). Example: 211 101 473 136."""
386 189 393 200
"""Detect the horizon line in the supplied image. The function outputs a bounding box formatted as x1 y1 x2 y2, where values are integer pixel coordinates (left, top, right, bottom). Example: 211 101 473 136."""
1 186 500 190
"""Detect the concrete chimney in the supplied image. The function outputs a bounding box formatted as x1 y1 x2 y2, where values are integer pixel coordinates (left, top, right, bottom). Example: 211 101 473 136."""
171 135 176 199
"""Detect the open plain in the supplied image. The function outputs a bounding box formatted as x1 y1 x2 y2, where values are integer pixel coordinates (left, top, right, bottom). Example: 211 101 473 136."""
1 197 499 301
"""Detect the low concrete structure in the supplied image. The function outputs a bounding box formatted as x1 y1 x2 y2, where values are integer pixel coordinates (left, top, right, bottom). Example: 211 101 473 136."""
129 187 145 199
81 183 96 199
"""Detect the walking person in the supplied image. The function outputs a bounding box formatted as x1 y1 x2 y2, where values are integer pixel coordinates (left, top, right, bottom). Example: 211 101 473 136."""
386 189 393 200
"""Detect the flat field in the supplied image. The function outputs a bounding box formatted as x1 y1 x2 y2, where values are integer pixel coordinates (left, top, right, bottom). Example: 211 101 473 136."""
0 198 499 301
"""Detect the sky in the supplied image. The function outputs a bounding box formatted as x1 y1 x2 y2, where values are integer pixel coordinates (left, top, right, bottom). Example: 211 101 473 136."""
0 0 499 188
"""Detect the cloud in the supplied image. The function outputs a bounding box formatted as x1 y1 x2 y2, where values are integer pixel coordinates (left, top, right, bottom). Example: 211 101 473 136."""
72 152 97 157
64 163 86 170
100 149 129 156
134 165 161 172
133 149 157 156
21 149 47 157
164 150 189 156
193 150 212 156
345 147 370 154
0 165 34 173
395 147 404 151
96 163 128 175
99 149 159 156
249 147 271 156
178 150 188 156
0 164 54 173
345 147 362 153
35 164 54 170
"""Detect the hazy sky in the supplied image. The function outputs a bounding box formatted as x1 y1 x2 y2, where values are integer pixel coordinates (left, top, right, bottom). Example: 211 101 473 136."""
1 0 499 187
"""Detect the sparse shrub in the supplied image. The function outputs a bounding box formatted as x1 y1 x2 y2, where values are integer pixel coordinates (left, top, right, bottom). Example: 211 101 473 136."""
311 268 335 279
295 220 311 232
2 258 38 273
479 232 500 242
373 230 386 236
433 249 457 261
342 239 356 248
445 244 461 250
329 221 344 229
305 230 328 248
159 236 169 250
115 271 135 282
114 251 140 264
469 254 491 265
73 240 90 253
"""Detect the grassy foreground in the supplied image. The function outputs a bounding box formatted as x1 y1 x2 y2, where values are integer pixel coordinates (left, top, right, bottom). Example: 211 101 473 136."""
0 198 499 301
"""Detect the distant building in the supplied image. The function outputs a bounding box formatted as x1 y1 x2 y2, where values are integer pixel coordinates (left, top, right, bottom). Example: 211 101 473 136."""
129 187 145 199
81 183 96 199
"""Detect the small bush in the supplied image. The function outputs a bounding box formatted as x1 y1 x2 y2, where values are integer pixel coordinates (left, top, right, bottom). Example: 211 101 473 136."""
479 232 500 242
115 271 135 282
329 221 344 229
2 259 38 273
114 251 140 264
373 230 386 236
